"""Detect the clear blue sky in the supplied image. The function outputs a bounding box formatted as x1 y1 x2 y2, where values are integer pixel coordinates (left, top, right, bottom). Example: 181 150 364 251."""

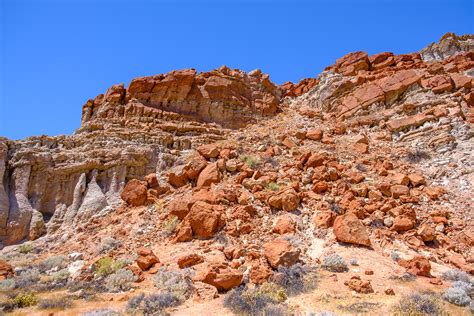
1 0 472 140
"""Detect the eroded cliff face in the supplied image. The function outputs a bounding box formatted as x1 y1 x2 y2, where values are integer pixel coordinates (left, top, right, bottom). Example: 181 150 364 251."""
0 66 281 246
0 34 472 251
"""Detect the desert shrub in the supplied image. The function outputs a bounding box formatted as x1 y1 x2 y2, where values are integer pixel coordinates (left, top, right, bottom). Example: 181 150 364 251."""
262 303 291 316
38 255 67 273
12 292 39 308
37 268 70 291
272 264 318 296
256 282 287 302
406 149 431 163
442 287 470 306
321 254 348 273
0 278 15 292
13 267 41 289
18 243 33 254
99 237 122 253
224 286 280 315
395 293 444 315
452 280 473 294
38 297 73 310
154 269 193 301
127 292 181 315
328 203 341 214
441 269 473 284
81 308 122 316
349 259 359 266
240 155 261 169
390 251 401 262
267 182 280 192
95 257 125 276
162 215 180 236
104 268 137 292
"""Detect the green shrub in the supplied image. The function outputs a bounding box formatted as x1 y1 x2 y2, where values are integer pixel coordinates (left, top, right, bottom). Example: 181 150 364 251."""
95 257 125 276
240 155 261 169
442 287 470 306
18 243 33 254
267 182 280 192
13 292 39 308
0 278 15 292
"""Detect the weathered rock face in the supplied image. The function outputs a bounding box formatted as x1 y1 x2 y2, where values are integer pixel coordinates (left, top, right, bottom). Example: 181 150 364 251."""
420 33 474 61
82 66 281 130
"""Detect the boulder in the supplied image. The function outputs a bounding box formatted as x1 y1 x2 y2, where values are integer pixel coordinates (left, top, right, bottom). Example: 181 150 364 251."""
0 260 14 280
178 253 204 269
306 129 323 141
267 188 300 212
263 238 300 269
136 247 160 271
333 213 371 246
187 201 224 238
398 256 431 277
344 276 374 294
197 144 220 159
273 215 296 235
121 179 148 206
197 163 221 188
194 264 243 291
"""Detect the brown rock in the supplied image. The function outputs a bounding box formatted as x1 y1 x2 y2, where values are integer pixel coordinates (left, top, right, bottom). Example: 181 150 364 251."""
0 260 14 280
336 51 370 75
333 213 371 247
193 281 219 301
167 194 193 220
398 256 431 277
263 239 300 269
385 288 395 295
178 253 204 269
187 201 224 238
344 276 374 293
144 173 159 188
168 165 188 188
306 129 323 141
197 144 220 159
391 215 416 232
197 162 221 188
391 185 410 198
194 264 243 291
136 247 160 271
273 216 296 235
121 179 148 206
417 223 435 242
390 173 410 186
174 221 193 242
408 174 426 187
267 188 300 212
313 211 336 228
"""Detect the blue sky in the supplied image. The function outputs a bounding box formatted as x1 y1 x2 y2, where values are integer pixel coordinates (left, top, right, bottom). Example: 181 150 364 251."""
1 0 472 139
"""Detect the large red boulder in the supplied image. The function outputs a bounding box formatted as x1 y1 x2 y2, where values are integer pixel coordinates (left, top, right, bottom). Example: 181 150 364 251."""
263 238 300 269
197 162 221 188
333 213 371 247
187 201 225 238
136 247 160 271
194 264 243 291
121 179 148 206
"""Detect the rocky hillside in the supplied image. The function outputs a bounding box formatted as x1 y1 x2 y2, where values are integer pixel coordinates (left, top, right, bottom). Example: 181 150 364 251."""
0 33 473 315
